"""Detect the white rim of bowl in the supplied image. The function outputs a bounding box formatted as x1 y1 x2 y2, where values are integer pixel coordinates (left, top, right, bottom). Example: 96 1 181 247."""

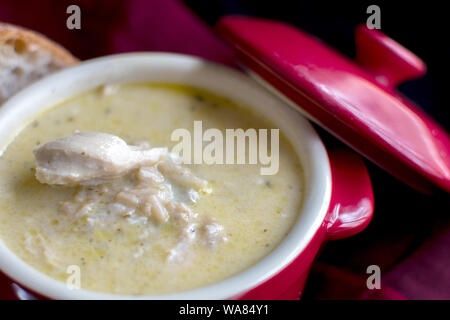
0 53 331 300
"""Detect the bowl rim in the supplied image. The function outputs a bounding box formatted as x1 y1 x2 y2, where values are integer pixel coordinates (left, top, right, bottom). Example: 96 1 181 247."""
0 52 331 299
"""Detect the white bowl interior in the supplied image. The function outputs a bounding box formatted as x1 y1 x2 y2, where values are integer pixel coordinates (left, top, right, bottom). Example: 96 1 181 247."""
0 53 331 299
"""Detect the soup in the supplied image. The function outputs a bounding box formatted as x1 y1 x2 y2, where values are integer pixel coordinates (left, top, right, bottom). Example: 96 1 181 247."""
0 83 303 295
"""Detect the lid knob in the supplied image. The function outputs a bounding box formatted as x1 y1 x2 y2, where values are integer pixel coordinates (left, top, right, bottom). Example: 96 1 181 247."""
355 25 427 87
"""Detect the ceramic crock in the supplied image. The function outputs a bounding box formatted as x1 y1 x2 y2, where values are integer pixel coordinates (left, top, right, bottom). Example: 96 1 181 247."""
0 53 374 299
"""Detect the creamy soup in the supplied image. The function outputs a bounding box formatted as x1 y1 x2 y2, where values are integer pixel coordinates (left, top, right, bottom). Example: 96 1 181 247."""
0 83 303 295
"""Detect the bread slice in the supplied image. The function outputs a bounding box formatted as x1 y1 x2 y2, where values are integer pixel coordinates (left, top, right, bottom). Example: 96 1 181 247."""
0 23 79 104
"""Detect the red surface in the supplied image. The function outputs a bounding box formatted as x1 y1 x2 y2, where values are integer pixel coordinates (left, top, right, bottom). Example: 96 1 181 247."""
217 16 450 194
0 272 15 300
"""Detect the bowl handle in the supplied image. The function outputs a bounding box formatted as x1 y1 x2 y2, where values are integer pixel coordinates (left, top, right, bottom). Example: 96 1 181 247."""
324 148 374 240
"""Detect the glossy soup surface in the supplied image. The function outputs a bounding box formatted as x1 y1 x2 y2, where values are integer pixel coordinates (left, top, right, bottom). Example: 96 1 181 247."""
0 83 303 295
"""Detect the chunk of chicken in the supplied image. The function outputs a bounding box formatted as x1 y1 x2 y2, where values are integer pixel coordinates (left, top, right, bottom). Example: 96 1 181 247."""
34 131 167 185
158 158 209 191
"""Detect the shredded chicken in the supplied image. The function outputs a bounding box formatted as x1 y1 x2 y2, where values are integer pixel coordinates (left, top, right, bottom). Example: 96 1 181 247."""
200 217 228 248
24 233 64 270
34 132 227 262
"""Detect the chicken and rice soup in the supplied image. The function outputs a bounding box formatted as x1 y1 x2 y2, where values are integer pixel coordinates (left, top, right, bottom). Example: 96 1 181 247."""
0 83 303 295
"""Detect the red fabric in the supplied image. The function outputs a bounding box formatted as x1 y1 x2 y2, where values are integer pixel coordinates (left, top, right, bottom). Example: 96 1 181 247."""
0 0 448 300
0 0 235 64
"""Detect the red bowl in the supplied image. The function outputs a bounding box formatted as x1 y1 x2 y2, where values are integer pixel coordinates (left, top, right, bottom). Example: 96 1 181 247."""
0 54 373 299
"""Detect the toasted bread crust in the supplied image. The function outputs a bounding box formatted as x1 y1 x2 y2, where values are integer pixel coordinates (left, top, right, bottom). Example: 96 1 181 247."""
0 22 79 66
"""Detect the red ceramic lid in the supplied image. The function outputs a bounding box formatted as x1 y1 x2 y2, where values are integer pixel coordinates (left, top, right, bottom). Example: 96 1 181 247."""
217 16 450 194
